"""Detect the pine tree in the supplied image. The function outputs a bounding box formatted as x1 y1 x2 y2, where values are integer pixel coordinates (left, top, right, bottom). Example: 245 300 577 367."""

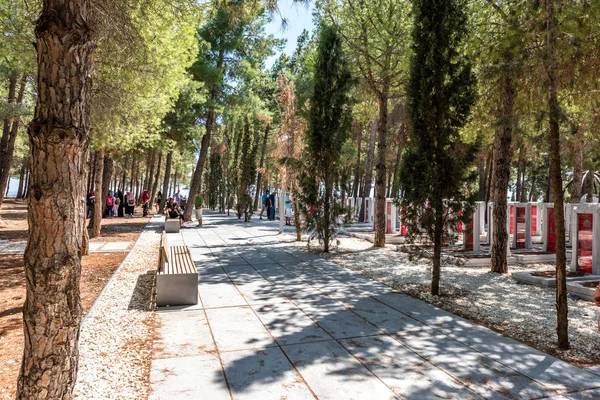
399 0 477 296
302 24 352 252
235 117 258 221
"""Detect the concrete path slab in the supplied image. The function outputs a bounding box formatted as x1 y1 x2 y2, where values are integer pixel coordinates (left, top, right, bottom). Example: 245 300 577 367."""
205 306 276 352
150 355 229 400
283 340 399 400
154 310 215 358
220 347 314 400
340 335 480 400
150 211 599 400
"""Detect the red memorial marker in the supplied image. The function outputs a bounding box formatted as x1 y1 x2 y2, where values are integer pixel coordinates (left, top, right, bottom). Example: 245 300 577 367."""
510 205 515 234
577 213 593 273
531 204 537 236
546 207 556 253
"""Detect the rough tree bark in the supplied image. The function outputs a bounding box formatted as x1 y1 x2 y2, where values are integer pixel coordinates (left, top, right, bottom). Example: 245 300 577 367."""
159 151 173 213
374 92 389 248
545 0 569 350
491 52 515 274
91 149 104 237
358 120 377 222
17 0 95 397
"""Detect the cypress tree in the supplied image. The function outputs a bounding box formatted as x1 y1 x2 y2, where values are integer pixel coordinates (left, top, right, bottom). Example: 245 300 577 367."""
399 0 477 295
301 24 353 252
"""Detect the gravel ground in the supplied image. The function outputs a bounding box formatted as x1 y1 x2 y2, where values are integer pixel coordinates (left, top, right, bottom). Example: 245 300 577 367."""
292 234 600 367
74 217 160 399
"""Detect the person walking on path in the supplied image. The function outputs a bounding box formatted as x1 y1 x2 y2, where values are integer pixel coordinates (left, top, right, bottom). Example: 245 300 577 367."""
174 190 181 204
141 190 150 217
125 191 135 217
106 192 114 217
117 190 124 217
260 190 270 220
86 191 95 219
113 194 120 217
284 192 293 225
155 191 162 213
269 190 277 221
194 191 204 227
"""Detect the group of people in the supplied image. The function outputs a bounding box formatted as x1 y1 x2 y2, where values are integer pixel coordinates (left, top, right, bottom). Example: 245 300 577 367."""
86 189 160 219
260 189 293 225
164 191 204 227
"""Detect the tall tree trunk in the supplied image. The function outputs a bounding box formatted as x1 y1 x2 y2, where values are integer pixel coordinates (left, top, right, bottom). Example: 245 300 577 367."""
545 0 569 350
431 204 444 295
143 150 152 191
390 123 406 199
120 154 128 193
0 75 28 208
146 150 156 193
358 119 377 222
160 151 173 213
478 154 486 201
515 144 524 202
571 124 583 203
0 73 18 200
520 163 528 202
254 123 270 211
150 151 162 207
491 53 515 274
172 167 178 197
16 165 25 198
91 149 104 237
323 178 333 253
352 122 362 198
129 153 136 192
88 151 96 194
185 35 225 221
101 154 113 216
18 0 95 396
23 167 30 198
374 93 389 247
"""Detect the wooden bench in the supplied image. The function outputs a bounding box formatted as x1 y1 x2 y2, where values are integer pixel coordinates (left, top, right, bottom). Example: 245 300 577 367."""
164 215 180 233
156 232 198 306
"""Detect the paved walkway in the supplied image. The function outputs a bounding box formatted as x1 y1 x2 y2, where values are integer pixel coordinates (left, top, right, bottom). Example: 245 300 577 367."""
150 211 600 400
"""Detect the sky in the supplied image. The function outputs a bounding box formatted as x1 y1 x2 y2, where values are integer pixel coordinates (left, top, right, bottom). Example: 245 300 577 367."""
264 0 315 69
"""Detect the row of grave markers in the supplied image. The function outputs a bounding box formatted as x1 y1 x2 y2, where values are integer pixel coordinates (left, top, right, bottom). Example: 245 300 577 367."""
345 197 599 275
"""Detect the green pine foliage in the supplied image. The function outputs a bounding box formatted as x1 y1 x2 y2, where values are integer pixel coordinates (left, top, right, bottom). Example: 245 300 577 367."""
205 150 223 210
301 24 353 252
399 0 478 295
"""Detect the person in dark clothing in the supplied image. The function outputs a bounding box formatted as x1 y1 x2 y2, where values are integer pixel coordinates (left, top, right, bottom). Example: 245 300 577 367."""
117 190 125 217
269 190 276 220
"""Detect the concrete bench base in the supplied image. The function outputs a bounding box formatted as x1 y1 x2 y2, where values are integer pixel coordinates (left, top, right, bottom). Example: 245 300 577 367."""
156 272 198 306
156 233 198 307
165 218 180 233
